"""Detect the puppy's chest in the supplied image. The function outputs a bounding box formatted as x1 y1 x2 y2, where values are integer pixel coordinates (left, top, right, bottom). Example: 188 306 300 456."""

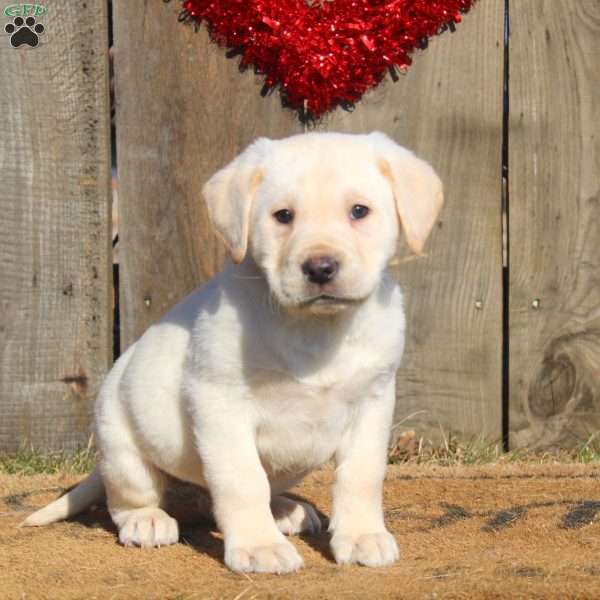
254 386 354 475
253 362 393 475
248 311 402 474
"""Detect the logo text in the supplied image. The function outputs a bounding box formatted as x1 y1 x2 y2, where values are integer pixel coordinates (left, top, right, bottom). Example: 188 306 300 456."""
4 4 47 17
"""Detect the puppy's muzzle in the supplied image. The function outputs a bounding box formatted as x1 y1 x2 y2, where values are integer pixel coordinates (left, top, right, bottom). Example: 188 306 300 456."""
301 256 339 285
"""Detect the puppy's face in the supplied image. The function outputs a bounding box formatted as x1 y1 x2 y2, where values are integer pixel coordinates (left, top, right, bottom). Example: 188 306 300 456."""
249 142 398 314
204 132 443 316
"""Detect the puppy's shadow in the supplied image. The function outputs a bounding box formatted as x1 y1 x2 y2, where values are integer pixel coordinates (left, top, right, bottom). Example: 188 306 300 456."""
54 482 224 565
71 505 114 532
171 487 335 564
69 503 226 565
283 492 334 563
59 484 332 565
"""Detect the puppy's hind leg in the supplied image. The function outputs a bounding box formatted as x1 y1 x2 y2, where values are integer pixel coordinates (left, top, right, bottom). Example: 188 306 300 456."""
271 496 322 536
191 489 322 537
269 473 321 536
102 447 179 548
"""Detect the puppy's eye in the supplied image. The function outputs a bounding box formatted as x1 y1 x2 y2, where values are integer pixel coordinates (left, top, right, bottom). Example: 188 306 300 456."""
350 204 370 220
273 209 294 224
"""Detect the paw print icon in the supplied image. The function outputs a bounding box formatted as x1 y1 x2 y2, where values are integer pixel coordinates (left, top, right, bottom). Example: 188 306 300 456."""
5 16 45 48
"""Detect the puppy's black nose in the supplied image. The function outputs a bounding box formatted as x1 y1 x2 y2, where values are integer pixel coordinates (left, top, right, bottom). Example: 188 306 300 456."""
302 256 339 285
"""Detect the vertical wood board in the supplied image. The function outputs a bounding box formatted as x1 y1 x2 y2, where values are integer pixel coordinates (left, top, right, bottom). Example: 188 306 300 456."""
0 1 112 451
509 0 600 448
319 0 505 441
113 2 301 350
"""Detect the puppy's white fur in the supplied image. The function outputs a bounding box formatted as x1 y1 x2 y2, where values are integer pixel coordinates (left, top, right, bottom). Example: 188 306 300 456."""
23 132 443 574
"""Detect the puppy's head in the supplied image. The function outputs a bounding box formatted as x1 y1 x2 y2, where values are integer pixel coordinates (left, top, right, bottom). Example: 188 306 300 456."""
203 132 443 315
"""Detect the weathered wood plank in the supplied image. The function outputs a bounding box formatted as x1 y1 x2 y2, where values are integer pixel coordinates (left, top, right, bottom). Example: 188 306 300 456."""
113 2 301 349
318 0 505 442
0 2 112 451
509 0 600 448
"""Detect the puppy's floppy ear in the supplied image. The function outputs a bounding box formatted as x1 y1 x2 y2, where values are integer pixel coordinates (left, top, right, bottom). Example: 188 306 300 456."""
202 138 271 264
371 131 444 255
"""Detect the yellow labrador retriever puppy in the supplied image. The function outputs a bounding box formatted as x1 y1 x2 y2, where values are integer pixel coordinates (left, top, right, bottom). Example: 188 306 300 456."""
23 132 442 574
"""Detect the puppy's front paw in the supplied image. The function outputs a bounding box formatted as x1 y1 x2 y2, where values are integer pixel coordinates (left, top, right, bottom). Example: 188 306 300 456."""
331 530 399 567
118 508 179 548
225 538 304 574
271 496 322 536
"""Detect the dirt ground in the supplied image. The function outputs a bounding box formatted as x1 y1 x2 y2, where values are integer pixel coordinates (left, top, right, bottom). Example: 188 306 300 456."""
2 463 600 599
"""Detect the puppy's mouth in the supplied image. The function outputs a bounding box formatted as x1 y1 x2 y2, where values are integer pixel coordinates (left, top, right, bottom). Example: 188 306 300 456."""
299 294 361 308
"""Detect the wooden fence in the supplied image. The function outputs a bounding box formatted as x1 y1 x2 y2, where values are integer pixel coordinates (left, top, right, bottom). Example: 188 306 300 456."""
0 0 598 452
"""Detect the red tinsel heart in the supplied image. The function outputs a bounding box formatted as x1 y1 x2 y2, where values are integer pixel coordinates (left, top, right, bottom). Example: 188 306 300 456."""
172 0 476 120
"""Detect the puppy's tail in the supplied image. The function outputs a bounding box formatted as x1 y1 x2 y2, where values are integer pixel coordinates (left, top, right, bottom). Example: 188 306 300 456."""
20 468 105 527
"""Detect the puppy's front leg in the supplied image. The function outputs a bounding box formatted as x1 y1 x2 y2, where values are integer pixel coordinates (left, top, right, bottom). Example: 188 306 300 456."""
193 390 303 574
329 379 399 567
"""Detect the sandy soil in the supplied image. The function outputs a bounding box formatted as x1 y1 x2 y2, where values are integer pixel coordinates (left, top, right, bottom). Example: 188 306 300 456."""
2 463 600 599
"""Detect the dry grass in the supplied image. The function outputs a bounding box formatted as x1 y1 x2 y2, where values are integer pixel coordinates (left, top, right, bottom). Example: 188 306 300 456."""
4 463 600 599
0 438 97 476
389 429 600 465
2 432 600 477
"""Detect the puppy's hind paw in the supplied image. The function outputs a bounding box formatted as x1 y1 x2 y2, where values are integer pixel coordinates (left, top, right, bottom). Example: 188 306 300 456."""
271 496 322 536
118 507 179 548
331 530 399 567
225 539 304 574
